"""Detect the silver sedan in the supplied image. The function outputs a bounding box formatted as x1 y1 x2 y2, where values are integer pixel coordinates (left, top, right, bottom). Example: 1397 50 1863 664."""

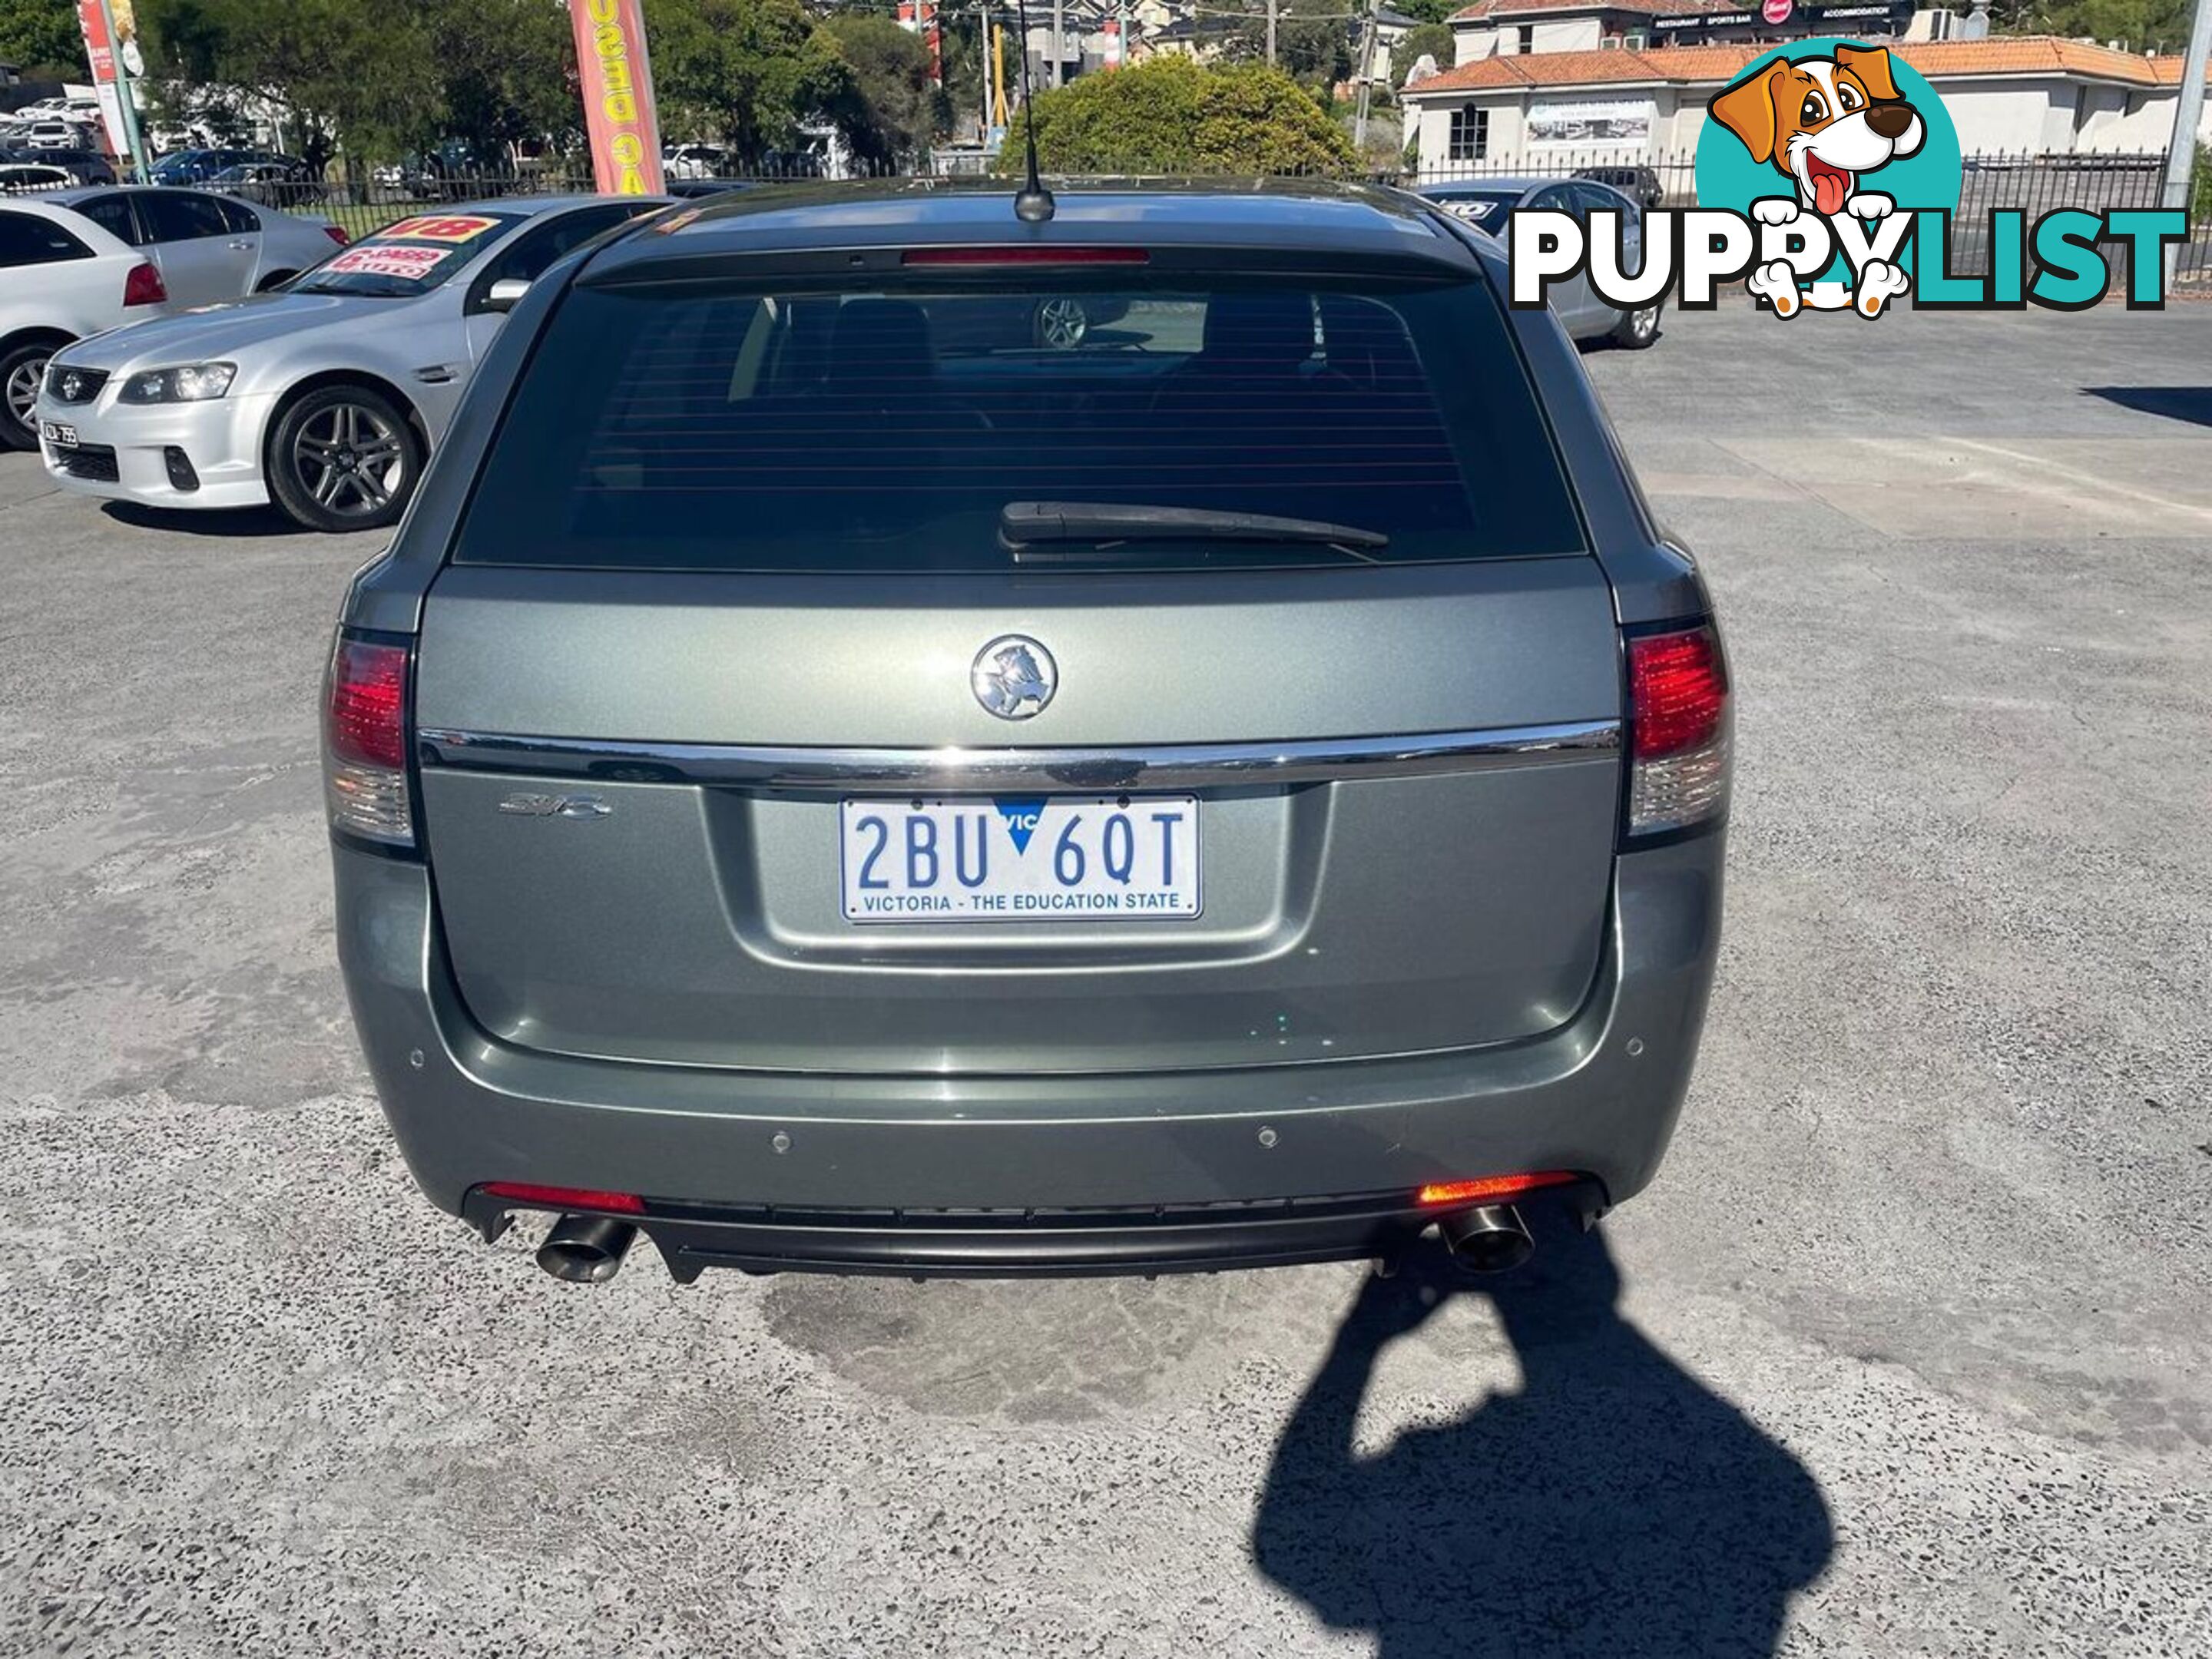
36 194 667 531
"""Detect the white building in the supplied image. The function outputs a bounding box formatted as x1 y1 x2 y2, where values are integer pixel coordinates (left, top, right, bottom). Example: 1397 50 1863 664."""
1403 28 2212 173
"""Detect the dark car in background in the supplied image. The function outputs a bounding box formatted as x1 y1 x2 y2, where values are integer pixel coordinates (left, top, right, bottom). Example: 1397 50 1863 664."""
1416 175 1662 349
208 158 328 208
1573 164 1665 211
8 146 115 186
323 178 1729 1288
151 147 282 186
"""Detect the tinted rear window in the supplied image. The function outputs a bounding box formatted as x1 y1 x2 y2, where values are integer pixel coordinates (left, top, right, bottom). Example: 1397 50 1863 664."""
454 269 1584 572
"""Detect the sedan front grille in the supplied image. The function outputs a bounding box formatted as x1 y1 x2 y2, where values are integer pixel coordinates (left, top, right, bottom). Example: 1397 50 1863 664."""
55 442 119 482
43 365 108 406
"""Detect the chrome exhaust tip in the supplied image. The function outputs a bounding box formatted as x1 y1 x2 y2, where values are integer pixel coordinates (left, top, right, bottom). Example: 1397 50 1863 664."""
536 1214 637 1284
1437 1204 1535 1274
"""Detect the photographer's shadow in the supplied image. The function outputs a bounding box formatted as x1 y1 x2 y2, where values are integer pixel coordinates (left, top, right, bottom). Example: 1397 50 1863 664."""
1253 1210 1832 1658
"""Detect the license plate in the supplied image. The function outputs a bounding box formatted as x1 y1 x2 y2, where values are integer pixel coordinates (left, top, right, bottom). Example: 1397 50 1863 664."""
40 421 77 448
840 796 1201 922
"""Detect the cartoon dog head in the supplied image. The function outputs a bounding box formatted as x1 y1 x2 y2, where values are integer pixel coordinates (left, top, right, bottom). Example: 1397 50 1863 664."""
1710 46 1926 216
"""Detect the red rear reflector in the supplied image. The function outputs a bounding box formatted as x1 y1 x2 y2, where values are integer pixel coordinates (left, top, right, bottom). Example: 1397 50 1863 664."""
481 1181 645 1214
325 637 409 770
1416 1171 1578 1207
122 260 167 306
902 246 1148 266
1628 628 1728 759
323 224 350 247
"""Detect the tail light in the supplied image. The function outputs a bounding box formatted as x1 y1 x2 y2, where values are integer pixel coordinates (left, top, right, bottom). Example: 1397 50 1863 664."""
121 260 167 306
323 631 415 848
323 224 350 247
1625 622 1730 839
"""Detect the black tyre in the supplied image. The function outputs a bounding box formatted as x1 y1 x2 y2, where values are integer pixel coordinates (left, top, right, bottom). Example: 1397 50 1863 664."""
1611 301 1662 350
256 270 296 293
265 383 423 532
0 337 61 452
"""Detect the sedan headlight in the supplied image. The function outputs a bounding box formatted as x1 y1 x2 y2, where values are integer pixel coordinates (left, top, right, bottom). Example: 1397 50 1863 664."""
119 363 237 403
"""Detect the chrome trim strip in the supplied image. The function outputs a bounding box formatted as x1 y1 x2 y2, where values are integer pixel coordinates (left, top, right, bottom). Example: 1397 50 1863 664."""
415 720 1620 792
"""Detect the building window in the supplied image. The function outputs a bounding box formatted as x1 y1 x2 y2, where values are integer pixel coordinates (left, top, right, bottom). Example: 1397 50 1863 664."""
1449 106 1488 160
1516 23 1535 51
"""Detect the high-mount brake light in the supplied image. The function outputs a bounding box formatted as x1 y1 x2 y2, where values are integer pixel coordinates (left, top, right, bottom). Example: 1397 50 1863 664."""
901 247 1149 267
323 633 415 847
1416 1172 1580 1207
1625 622 1730 839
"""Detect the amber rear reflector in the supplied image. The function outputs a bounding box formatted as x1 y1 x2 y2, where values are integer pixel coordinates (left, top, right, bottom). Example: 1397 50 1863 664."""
1416 1171 1579 1207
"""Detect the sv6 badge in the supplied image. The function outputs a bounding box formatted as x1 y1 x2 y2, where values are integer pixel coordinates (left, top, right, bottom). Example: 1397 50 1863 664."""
497 792 612 819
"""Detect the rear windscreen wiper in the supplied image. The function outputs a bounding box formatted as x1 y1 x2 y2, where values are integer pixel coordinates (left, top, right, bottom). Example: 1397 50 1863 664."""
999 501 1388 559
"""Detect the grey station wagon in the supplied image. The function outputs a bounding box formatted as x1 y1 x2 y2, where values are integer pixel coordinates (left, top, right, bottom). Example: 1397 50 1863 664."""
325 178 1730 1285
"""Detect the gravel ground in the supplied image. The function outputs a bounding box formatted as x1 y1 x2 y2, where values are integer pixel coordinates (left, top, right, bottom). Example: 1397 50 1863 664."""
2 300 2207 1658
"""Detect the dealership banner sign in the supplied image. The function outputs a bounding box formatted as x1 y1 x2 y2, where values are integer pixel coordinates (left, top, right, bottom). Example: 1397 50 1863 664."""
568 0 666 196
74 1 130 155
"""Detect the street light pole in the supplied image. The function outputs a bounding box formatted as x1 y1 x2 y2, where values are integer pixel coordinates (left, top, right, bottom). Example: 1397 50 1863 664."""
1267 0 1279 66
2162 0 2212 288
1051 0 1065 85
94 0 149 183
1353 0 1379 152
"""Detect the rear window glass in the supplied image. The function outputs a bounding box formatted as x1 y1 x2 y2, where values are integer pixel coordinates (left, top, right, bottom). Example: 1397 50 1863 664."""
454 270 1584 571
0 209 91 267
292 211 519 296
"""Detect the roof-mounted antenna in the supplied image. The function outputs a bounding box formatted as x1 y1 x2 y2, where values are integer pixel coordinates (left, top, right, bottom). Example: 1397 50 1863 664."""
1010 0 1055 223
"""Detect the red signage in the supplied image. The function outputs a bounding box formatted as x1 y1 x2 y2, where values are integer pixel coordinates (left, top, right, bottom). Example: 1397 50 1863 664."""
1761 0 1794 22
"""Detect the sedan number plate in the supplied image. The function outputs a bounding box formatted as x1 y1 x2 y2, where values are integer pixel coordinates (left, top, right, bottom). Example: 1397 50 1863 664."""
40 421 77 448
840 796 1200 922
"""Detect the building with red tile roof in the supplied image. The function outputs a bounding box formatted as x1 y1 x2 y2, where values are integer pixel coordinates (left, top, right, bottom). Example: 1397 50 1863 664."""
1402 29 2212 173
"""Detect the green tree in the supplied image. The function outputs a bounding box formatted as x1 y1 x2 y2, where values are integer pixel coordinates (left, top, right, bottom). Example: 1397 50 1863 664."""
0 0 82 79
1392 0 1468 20
425 0 580 164
822 12 940 164
1004 55 1356 173
137 0 435 170
1396 21 1453 84
1992 0 2191 51
1219 0 1355 91
647 0 858 166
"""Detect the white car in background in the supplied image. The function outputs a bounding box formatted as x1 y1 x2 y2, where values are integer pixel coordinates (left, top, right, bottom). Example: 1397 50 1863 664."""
50 184 350 298
37 194 666 530
0 185 346 448
0 196 177 448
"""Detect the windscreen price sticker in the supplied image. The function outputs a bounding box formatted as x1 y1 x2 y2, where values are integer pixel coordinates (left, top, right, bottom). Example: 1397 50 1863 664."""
377 214 500 243
325 244 452 282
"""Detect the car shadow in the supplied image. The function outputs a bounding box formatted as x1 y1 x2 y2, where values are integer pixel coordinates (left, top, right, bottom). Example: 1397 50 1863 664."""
99 501 306 538
1252 1209 1833 1658
2082 386 2212 429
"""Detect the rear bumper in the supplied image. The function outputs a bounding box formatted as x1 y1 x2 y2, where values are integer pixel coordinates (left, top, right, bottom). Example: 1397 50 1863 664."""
459 1182 1607 1280
335 830 1724 1273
